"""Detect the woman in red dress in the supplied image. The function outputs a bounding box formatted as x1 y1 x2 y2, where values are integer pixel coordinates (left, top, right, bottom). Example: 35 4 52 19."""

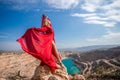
17 14 62 71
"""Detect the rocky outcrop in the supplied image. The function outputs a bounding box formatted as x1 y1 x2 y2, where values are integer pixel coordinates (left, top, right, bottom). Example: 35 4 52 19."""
69 74 85 80
0 53 40 80
0 52 86 80
32 64 69 80
31 62 86 80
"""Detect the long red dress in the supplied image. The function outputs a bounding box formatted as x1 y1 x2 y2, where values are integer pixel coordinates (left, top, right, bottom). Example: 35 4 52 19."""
17 15 57 70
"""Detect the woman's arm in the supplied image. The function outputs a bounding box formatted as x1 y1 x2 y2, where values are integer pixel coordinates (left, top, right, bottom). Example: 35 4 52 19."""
52 41 61 63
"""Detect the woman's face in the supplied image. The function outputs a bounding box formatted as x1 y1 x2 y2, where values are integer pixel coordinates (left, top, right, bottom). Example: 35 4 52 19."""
42 18 51 27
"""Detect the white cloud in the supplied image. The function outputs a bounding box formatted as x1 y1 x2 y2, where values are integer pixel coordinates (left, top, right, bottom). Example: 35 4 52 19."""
85 16 109 21
71 13 116 27
101 0 120 10
1 0 120 27
0 32 9 38
85 20 116 27
0 35 8 38
103 31 120 40
71 0 120 27
81 0 102 12
1 0 80 10
104 9 120 16
71 13 96 17
104 22 116 27
80 0 120 12
87 38 98 42
81 3 96 12
87 31 120 45
108 15 120 22
0 0 40 10
85 20 106 25
44 0 79 9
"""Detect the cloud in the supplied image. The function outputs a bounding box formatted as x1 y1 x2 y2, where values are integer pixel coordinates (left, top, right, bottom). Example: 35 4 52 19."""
81 0 102 12
71 13 96 17
80 0 120 12
84 16 109 21
1 0 79 10
71 13 116 27
44 0 79 9
0 32 9 39
87 38 98 42
101 0 120 10
85 20 116 27
71 0 120 27
87 30 120 45
0 35 8 38
0 0 40 10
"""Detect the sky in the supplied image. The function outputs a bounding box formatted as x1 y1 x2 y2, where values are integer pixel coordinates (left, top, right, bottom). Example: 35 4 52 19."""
0 0 120 51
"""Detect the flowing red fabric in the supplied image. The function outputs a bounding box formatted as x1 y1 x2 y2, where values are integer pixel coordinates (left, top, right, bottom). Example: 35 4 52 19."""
17 15 57 70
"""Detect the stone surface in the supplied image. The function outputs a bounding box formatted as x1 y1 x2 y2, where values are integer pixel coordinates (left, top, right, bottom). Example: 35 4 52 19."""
32 64 69 80
0 53 85 80
0 53 39 79
72 74 85 80
0 78 6 80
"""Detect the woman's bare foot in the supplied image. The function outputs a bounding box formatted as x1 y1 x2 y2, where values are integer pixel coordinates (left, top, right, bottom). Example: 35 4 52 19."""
56 64 61 69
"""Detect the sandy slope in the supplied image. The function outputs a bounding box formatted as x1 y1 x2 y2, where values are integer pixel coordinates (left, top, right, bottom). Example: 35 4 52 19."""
0 53 85 80
0 53 40 79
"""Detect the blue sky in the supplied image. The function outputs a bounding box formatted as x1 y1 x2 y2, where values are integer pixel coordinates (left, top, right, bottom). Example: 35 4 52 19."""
0 0 120 51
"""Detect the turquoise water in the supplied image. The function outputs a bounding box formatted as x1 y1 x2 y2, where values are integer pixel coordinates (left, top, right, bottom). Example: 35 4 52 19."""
62 58 80 75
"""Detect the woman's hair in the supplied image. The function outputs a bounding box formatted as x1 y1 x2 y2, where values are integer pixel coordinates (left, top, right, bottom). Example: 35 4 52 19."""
41 14 51 27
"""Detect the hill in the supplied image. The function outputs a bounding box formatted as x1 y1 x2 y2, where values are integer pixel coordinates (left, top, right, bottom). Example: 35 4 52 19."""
68 46 120 80
0 52 85 80
0 46 120 80
60 45 120 52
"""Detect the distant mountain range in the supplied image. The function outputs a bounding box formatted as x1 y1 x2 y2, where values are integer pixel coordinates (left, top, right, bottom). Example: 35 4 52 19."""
59 45 120 52
68 46 120 79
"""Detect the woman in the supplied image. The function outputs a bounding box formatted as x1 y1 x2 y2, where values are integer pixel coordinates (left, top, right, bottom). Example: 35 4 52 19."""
17 14 62 71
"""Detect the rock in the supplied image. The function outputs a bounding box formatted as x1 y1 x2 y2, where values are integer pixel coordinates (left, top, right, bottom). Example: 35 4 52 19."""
0 78 6 80
68 75 73 80
72 74 85 80
32 64 69 80
69 74 86 80
0 53 39 79
48 76 58 80
0 53 86 80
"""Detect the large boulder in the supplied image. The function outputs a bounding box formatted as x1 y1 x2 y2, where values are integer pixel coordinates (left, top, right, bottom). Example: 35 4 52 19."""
32 64 69 80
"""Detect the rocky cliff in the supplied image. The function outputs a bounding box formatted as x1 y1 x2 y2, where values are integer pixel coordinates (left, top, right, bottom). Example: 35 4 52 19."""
0 52 85 80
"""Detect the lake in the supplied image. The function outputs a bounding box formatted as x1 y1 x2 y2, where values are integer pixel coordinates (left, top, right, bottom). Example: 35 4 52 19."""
62 58 80 75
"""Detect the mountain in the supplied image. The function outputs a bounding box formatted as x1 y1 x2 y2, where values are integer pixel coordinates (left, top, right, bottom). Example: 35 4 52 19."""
60 45 120 52
69 46 120 62
68 46 120 80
